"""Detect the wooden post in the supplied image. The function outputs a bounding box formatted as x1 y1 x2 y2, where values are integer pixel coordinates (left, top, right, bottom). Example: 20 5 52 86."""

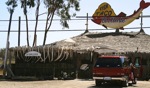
18 16 21 47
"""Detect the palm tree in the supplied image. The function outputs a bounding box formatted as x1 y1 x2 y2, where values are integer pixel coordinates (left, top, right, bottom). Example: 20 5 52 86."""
20 0 35 47
4 0 17 77
33 0 40 47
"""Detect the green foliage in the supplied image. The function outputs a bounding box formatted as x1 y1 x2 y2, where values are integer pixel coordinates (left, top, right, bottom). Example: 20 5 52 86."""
6 0 18 8
0 49 5 58
6 0 18 14
44 0 80 28
21 0 35 8
20 0 35 15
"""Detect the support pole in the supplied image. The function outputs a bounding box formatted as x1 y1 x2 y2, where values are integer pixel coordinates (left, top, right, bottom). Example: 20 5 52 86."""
18 16 21 47
84 13 89 33
137 12 145 35
140 12 145 33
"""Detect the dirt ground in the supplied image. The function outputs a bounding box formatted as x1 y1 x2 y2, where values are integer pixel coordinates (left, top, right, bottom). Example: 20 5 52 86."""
0 79 149 88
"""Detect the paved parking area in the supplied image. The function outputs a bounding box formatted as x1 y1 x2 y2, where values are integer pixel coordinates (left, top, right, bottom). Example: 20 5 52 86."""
0 79 149 88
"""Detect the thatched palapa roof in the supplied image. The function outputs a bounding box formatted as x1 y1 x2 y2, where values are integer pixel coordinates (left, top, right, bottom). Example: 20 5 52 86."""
50 31 150 53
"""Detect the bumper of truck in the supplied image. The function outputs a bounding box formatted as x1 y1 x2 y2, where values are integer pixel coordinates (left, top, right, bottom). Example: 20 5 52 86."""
93 76 127 81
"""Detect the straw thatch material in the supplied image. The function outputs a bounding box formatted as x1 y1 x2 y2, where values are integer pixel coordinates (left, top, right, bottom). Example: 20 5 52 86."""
53 32 150 53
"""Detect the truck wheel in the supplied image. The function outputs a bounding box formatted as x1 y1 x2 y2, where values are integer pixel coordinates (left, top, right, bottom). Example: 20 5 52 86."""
122 80 129 87
95 80 102 86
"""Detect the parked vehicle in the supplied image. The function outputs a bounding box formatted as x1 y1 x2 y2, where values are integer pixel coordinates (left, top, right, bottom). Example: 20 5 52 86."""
93 55 140 87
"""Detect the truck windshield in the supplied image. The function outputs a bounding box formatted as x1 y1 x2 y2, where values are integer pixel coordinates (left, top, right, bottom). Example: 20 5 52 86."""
95 58 122 67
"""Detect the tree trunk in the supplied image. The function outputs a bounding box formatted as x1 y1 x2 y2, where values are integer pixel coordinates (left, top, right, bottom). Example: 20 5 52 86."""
33 0 40 47
3 10 13 77
25 14 30 47
43 11 54 46
43 29 48 46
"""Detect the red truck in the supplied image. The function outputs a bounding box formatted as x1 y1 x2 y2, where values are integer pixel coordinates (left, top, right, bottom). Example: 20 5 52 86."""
93 55 140 87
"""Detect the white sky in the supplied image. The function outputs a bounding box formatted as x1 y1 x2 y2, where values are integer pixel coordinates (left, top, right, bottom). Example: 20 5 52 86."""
0 0 150 48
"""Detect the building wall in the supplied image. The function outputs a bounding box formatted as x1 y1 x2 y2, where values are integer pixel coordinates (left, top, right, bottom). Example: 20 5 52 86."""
10 48 150 80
